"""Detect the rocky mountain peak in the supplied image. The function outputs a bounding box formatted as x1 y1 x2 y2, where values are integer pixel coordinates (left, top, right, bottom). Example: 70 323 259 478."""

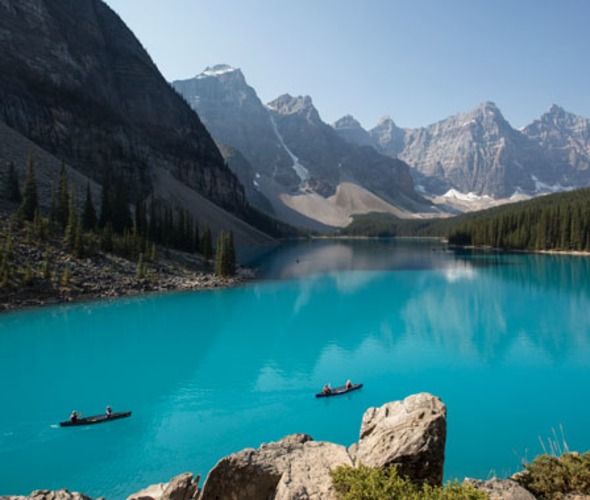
267 94 322 124
196 64 246 85
376 115 397 127
332 114 374 148
333 114 363 130
547 103 566 116
369 115 406 157
524 105 589 139
468 101 508 124
522 105 590 182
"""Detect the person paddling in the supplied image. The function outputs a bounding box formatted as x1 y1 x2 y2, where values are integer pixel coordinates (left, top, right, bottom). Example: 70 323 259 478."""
105 405 112 417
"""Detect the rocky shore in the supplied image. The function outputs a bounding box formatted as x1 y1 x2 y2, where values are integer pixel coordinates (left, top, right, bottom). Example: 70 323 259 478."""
4 393 578 500
0 217 255 313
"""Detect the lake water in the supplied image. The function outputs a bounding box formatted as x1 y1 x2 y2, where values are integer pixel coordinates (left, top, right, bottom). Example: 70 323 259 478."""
1 239 589 498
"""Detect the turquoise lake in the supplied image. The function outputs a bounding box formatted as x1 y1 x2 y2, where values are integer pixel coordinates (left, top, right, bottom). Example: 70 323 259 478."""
1 239 589 498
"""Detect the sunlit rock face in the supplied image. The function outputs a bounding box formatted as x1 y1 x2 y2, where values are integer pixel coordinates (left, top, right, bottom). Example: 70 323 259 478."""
364 104 590 200
371 103 552 198
200 434 352 500
356 392 447 486
522 104 590 187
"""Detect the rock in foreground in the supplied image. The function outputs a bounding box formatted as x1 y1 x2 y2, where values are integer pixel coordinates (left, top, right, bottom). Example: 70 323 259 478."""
200 434 353 500
198 392 446 499
356 392 447 486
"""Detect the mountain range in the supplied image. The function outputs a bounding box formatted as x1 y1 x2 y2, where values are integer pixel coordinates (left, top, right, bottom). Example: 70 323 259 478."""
173 66 437 231
337 103 590 204
174 65 590 224
2 0 589 238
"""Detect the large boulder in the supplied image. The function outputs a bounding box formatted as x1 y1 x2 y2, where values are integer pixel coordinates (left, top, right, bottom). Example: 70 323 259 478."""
199 433 353 500
356 392 447 486
464 478 537 499
127 472 200 500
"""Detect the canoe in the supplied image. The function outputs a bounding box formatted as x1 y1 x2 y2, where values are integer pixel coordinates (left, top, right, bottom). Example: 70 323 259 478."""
315 383 363 398
59 411 132 427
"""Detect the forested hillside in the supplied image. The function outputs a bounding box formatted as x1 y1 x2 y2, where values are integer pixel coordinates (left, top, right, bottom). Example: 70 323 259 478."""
339 188 590 253
447 188 590 251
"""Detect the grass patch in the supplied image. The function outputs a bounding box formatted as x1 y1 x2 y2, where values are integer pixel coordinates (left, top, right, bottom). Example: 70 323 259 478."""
515 452 590 499
330 465 488 500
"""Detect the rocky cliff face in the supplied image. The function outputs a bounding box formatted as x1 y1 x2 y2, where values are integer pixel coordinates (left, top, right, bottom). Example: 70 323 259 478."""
370 102 556 198
339 103 590 202
173 67 434 230
267 94 421 205
173 66 293 191
0 0 248 220
522 104 590 186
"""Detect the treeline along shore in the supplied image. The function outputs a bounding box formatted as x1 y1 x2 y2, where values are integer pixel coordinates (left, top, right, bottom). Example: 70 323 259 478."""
0 159 250 313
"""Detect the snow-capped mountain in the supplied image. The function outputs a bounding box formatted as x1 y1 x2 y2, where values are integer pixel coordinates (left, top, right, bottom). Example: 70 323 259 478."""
397 102 553 198
337 103 589 203
173 65 293 185
173 66 434 230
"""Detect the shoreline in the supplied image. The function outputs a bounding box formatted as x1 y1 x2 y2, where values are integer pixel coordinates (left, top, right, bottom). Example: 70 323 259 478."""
0 245 256 314
0 268 254 315
448 243 590 257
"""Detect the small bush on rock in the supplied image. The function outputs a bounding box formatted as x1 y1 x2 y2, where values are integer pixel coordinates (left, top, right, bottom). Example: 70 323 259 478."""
330 464 488 500
515 452 590 499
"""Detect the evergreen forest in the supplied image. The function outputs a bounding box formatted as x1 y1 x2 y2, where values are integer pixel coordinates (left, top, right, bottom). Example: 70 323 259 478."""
339 188 590 253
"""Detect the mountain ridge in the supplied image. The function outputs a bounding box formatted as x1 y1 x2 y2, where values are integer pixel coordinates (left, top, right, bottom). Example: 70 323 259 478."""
336 102 590 203
173 65 436 230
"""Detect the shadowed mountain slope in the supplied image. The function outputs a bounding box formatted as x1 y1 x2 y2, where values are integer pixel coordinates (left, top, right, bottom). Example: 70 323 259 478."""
0 0 274 244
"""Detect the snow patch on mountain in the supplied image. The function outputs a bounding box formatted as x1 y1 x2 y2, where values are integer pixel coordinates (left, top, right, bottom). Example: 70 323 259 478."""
197 65 237 79
442 189 494 202
268 113 309 185
531 175 573 194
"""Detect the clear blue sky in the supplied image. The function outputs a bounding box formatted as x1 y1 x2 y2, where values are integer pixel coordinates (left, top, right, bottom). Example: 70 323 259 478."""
103 0 590 130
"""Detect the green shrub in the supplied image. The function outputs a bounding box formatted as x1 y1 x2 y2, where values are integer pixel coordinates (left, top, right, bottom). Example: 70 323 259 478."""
330 465 488 500
515 452 590 499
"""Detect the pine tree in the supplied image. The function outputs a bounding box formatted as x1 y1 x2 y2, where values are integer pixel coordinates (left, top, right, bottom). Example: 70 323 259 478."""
42 250 52 280
112 178 131 234
3 162 22 202
73 217 84 258
64 186 77 249
99 169 112 229
202 226 212 262
214 231 226 276
82 182 97 231
23 263 34 286
49 182 58 228
60 265 71 287
214 231 236 277
58 163 69 229
225 231 236 276
100 223 113 252
136 252 146 279
19 156 39 222
193 221 200 253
